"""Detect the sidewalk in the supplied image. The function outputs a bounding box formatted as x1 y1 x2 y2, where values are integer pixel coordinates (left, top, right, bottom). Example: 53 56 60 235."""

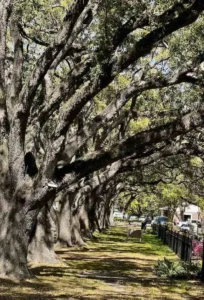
0 225 203 299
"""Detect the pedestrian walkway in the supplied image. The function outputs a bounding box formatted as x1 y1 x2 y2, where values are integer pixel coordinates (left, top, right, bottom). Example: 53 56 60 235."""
0 226 204 299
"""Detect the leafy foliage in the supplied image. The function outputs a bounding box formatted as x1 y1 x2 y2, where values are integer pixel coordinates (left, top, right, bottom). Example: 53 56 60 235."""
155 258 201 279
1 0 204 279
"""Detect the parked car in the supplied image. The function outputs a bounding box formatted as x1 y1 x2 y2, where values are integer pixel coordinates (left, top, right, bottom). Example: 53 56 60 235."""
151 217 157 224
113 212 123 219
188 220 202 233
152 216 168 225
129 215 138 222
190 220 202 228
138 216 146 222
158 216 168 225
180 224 190 232
175 221 187 227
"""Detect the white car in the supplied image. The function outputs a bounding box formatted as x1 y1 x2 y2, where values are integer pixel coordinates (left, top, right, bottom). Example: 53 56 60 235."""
175 221 187 227
129 216 138 222
190 220 201 227
138 216 146 222
180 224 190 232
113 212 123 219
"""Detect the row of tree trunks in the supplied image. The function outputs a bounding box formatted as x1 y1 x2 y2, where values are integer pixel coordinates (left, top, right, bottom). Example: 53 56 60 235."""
28 205 60 265
0 168 115 278
26 185 116 267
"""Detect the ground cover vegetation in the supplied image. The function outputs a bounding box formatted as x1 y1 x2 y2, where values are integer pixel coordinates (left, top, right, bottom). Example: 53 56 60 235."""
155 258 201 279
0 0 204 279
0 226 203 299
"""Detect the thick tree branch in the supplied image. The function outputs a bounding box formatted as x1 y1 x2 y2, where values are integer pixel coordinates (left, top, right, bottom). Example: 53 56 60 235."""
30 135 201 212
112 0 191 49
58 109 204 179
32 0 203 139
23 0 204 214
0 0 13 100
18 23 50 47
16 0 90 133
54 0 204 140
65 65 203 158
7 22 24 118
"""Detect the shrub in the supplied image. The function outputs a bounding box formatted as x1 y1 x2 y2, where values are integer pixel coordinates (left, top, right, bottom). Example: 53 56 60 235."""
154 258 201 279
167 222 174 230
192 240 203 258
114 217 125 222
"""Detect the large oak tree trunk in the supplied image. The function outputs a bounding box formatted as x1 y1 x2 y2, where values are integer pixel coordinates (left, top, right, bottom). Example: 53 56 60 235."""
28 205 60 264
55 193 87 248
86 189 103 233
97 199 106 230
56 194 73 247
104 198 113 229
71 212 86 246
0 193 30 278
78 199 92 238
96 194 113 231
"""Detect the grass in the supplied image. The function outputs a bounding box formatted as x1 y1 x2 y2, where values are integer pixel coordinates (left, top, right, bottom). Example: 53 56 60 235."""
0 225 204 299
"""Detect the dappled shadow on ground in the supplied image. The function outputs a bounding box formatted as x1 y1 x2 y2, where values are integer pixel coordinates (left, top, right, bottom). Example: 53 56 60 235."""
0 226 203 299
31 257 153 281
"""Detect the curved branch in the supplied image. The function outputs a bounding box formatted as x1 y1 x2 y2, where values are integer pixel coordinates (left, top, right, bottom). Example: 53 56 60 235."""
64 63 203 158
16 0 90 133
54 0 204 139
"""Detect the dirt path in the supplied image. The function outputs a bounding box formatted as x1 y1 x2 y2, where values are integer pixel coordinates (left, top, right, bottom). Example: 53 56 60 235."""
0 226 204 299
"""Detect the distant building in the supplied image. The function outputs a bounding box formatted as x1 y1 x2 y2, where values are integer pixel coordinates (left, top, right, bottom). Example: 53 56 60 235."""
160 204 201 222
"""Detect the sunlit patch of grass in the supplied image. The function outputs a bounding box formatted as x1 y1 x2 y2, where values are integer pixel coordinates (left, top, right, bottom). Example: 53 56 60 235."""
0 225 203 299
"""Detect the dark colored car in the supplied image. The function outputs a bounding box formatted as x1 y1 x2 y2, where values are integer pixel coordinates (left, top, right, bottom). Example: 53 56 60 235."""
153 216 168 225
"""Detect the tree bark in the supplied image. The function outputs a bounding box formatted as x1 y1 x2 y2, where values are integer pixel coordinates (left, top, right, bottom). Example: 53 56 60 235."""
71 212 86 247
78 201 92 239
0 193 30 278
28 205 60 264
55 194 73 247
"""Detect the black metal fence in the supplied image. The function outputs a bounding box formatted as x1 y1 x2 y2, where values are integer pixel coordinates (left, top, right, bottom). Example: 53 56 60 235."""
152 224 192 262
152 224 204 282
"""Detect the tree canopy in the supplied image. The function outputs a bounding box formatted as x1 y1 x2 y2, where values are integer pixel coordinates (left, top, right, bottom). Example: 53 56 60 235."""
0 0 204 279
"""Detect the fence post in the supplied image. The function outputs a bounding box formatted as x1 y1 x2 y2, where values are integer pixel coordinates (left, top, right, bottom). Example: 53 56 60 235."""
168 230 171 248
172 231 175 251
164 226 167 244
184 233 188 262
201 239 204 282
176 232 179 255
181 233 185 261
187 234 192 263
153 227 194 263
